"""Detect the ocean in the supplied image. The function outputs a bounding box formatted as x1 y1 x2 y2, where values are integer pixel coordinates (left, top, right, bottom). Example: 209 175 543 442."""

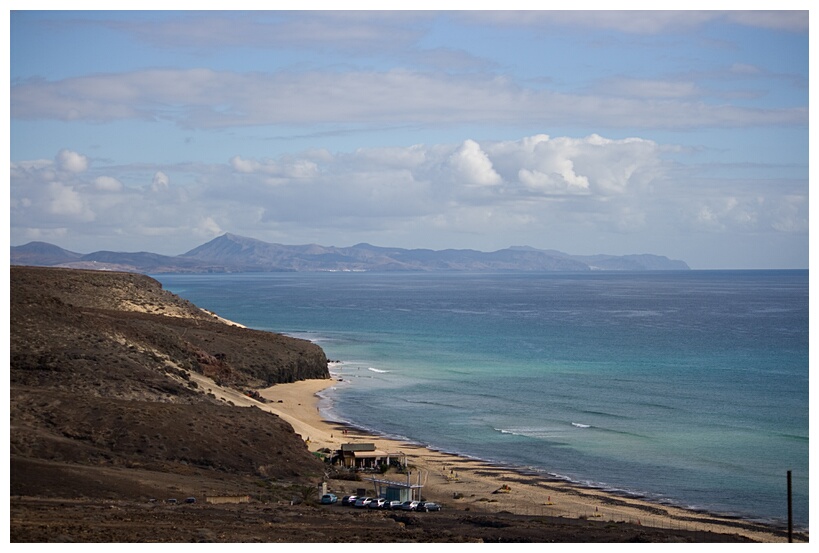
156 270 809 529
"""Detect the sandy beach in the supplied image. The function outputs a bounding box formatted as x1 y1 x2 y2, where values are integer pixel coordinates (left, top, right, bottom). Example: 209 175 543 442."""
192 370 800 543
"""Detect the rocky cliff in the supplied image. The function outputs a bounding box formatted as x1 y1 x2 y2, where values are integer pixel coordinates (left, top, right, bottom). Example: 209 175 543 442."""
10 266 329 502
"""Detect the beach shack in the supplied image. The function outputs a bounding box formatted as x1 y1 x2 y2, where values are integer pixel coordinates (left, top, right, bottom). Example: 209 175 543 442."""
370 478 423 503
368 475 424 502
337 443 407 470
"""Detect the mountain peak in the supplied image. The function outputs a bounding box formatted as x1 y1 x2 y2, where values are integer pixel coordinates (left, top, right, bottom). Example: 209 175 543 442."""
10 241 82 266
211 232 259 245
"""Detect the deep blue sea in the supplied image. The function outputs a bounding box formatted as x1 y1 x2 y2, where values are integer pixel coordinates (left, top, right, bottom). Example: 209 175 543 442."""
156 271 809 529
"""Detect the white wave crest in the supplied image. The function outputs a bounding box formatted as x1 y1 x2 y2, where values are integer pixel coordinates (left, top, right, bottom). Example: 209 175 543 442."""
494 426 567 438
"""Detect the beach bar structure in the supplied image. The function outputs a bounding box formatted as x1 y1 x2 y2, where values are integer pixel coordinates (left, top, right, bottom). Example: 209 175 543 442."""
368 475 425 502
337 443 407 469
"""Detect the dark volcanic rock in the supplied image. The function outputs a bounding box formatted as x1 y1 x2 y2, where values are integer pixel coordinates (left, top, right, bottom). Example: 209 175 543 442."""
10 266 330 389
10 266 329 505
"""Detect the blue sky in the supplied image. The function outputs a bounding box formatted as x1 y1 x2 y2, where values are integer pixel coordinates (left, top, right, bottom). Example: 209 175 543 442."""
7 6 811 269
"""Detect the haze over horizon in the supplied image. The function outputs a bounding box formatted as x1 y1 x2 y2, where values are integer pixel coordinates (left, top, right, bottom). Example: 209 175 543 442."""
9 6 810 270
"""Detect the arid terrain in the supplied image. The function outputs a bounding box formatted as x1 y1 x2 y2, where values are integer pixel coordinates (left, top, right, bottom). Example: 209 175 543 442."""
9 266 784 542
12 496 754 543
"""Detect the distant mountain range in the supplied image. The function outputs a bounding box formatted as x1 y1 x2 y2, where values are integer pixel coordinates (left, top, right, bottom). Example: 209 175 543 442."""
10 233 690 273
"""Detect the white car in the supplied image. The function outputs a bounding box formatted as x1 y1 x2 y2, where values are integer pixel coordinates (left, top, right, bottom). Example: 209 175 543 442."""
368 498 387 509
401 500 420 511
354 497 373 508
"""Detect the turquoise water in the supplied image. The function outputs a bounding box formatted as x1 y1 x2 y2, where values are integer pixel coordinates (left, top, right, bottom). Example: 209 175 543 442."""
156 271 809 529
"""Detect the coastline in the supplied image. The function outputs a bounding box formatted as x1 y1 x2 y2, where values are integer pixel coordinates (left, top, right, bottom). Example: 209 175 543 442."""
248 377 801 543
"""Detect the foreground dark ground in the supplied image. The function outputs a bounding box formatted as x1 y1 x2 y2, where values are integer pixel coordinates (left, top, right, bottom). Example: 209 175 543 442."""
11 497 756 543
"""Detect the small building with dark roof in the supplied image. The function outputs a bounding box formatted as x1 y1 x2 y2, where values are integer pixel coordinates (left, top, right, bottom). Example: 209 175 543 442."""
337 443 407 469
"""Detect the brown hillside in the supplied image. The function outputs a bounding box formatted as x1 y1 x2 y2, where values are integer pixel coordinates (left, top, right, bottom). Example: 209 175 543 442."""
10 266 329 503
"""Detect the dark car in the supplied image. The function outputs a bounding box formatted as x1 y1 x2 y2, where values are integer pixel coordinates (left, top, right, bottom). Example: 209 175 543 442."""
341 495 358 506
422 502 441 511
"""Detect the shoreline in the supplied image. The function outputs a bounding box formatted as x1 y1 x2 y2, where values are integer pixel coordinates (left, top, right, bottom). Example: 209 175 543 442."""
249 377 803 543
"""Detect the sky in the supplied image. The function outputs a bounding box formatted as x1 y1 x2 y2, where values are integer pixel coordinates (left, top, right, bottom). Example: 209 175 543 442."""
7 4 812 269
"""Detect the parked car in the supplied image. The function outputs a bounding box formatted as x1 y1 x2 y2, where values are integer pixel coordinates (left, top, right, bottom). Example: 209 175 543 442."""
185 497 197 504
354 497 373 508
422 502 441 512
320 493 338 504
368 498 387 509
386 500 404 510
341 495 357 506
401 500 420 511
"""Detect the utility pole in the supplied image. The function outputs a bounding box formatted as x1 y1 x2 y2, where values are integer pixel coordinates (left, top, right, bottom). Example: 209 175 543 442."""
787 470 793 543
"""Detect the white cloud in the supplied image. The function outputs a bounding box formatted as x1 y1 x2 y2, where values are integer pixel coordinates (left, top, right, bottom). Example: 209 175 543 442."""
218 134 670 225
730 63 763 75
351 145 428 169
11 69 807 130
11 159 53 173
9 138 807 266
726 11 809 33
230 156 320 181
45 182 94 221
109 11 426 52
518 168 589 194
15 227 70 245
195 216 223 238
93 176 124 192
602 78 701 99
56 149 89 173
684 191 807 235
212 133 672 243
151 171 170 192
769 196 808 233
485 134 661 196
230 156 260 174
448 140 502 187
